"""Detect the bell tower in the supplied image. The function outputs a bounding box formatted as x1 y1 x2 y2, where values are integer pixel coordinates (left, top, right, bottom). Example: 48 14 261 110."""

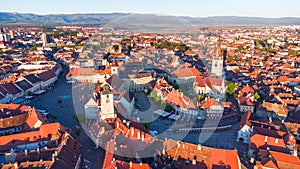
211 38 223 77
99 84 115 119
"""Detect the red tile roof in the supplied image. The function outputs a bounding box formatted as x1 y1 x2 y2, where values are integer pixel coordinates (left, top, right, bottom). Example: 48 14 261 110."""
37 70 57 81
239 111 251 130
1 82 22 95
270 151 300 168
0 123 69 152
250 134 290 154
162 139 241 169
171 67 200 78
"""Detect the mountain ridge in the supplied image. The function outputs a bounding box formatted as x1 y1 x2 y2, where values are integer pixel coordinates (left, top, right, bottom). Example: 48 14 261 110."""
0 12 300 26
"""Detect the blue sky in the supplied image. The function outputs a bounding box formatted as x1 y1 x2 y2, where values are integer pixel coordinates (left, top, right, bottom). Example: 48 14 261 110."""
1 0 299 18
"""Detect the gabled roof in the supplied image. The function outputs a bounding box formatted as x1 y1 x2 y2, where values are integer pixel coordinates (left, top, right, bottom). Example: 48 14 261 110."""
261 101 288 117
0 85 9 96
24 74 43 84
161 139 241 169
239 111 251 130
1 82 22 95
249 134 290 154
106 74 124 91
0 123 69 152
122 91 134 103
171 67 200 78
199 98 223 109
37 70 57 81
270 151 300 168
15 80 33 91
84 98 98 106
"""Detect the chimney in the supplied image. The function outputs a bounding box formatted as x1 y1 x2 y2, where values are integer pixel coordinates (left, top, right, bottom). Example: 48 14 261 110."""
142 133 145 141
13 162 18 169
126 121 130 128
112 158 115 162
197 144 202 151
250 158 254 164
265 136 268 143
192 159 196 165
162 148 166 155
37 148 40 154
129 161 132 167
54 150 58 156
52 154 55 162
177 141 180 148
275 138 278 144
137 131 140 139
116 121 119 128
24 149 28 155
130 127 134 136
140 162 143 166
182 143 185 149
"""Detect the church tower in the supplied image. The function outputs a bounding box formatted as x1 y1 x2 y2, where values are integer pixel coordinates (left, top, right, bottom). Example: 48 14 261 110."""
211 38 223 77
99 84 115 119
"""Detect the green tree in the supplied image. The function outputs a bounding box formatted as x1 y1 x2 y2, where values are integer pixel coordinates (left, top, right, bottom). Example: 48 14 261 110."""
197 94 205 102
254 92 261 100
164 104 173 112
150 91 157 98
143 122 151 130
226 82 236 95
160 101 167 109
32 44 37 50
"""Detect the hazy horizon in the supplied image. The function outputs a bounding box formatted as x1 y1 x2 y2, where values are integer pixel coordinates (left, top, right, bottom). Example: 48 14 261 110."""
1 11 300 19
1 0 300 18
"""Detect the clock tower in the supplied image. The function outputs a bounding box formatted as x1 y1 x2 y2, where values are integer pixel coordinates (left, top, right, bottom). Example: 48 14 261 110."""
211 38 223 77
99 83 115 119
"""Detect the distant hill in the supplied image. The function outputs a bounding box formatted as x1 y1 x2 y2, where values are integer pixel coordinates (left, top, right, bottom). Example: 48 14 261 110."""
0 12 300 26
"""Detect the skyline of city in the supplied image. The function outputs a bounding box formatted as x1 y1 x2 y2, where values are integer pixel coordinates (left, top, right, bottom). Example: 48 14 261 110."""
1 0 300 18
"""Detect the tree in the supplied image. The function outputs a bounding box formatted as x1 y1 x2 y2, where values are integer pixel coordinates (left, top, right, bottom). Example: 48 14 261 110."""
160 101 167 109
164 104 173 112
254 92 261 100
150 91 157 98
226 82 236 95
113 44 119 51
32 44 37 50
143 122 151 130
197 94 205 102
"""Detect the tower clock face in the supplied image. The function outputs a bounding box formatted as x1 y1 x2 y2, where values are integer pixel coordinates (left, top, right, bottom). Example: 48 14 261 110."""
106 99 110 103
103 85 110 91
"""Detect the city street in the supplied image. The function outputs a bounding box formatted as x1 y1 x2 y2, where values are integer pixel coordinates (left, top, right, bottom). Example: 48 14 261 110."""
26 66 104 169
133 92 241 150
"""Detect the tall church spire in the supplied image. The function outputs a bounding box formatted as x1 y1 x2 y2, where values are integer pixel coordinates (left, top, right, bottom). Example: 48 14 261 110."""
211 37 224 77
216 37 222 59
